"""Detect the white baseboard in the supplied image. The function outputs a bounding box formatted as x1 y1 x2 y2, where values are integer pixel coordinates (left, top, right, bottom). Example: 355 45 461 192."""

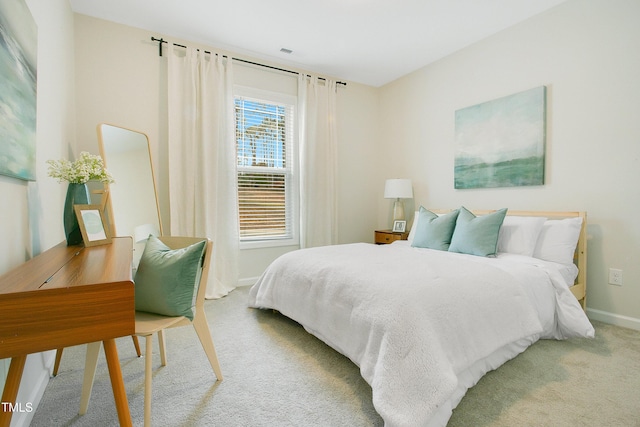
238 277 260 287
587 308 640 331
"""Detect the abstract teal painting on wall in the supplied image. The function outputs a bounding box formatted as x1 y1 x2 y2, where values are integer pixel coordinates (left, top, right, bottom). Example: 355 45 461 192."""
454 86 546 189
0 0 38 181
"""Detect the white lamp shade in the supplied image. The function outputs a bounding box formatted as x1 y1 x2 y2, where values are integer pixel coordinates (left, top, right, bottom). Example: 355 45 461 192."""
384 179 413 199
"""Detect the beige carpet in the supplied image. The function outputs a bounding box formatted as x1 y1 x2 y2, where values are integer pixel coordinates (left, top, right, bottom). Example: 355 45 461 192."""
449 319 640 426
31 286 640 426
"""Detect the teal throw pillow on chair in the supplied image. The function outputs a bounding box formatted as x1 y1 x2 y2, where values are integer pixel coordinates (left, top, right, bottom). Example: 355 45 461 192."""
411 207 459 251
134 235 206 320
449 207 508 257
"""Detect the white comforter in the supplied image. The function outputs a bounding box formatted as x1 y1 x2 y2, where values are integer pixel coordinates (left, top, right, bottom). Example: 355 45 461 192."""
248 242 594 427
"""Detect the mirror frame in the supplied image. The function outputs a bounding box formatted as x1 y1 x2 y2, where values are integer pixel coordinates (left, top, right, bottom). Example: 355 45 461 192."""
96 123 163 239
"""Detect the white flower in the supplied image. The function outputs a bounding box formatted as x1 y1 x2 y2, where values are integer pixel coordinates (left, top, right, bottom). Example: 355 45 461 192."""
47 152 114 184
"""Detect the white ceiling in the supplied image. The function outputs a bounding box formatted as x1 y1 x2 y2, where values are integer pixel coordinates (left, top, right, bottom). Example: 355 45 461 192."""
69 0 567 87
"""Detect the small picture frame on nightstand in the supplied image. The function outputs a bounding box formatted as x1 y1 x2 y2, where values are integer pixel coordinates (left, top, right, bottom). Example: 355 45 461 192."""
392 220 406 233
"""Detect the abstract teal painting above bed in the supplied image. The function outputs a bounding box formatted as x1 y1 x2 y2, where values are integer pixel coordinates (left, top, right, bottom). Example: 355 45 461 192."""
454 86 546 189
0 0 38 181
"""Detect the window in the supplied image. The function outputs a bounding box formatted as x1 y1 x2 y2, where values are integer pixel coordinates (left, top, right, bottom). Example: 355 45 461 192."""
235 88 298 248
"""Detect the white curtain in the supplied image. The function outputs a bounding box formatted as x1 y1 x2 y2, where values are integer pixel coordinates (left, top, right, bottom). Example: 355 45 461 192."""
298 75 338 248
167 44 238 298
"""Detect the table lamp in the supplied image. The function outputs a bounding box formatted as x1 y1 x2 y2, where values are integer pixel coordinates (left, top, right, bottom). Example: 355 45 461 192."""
384 179 413 221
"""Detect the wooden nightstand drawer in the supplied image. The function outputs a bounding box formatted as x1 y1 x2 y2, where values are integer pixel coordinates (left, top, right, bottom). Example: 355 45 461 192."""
375 230 409 244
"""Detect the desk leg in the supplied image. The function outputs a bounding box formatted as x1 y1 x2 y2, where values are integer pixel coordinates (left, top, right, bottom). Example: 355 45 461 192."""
102 339 132 427
0 355 27 427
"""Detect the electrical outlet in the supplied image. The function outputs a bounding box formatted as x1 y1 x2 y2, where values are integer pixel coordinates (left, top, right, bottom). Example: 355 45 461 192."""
609 268 623 286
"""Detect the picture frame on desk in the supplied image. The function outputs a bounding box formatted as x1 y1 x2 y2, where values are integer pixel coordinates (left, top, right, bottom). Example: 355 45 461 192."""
392 220 406 233
74 204 112 247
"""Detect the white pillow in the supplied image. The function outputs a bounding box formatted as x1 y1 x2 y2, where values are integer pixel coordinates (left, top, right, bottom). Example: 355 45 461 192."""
497 216 547 257
407 210 420 243
533 217 583 265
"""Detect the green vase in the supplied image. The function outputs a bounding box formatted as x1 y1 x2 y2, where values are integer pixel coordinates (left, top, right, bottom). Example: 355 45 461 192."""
64 183 90 245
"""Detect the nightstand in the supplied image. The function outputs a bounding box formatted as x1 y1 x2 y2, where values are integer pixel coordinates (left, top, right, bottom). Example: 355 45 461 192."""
375 230 409 245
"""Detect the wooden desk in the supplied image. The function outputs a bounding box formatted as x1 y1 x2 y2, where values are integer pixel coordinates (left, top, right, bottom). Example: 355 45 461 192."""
0 237 135 427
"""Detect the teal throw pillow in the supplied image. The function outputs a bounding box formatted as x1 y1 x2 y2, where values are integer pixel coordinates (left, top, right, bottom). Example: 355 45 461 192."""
411 207 459 251
449 207 508 257
134 236 206 320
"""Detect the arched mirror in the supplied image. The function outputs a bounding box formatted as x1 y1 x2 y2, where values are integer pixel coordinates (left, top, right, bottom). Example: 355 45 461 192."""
97 124 162 266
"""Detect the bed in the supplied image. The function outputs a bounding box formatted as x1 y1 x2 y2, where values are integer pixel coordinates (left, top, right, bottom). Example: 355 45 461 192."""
248 208 594 427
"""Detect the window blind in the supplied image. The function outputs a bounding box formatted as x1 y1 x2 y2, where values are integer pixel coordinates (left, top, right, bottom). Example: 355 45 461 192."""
235 96 295 241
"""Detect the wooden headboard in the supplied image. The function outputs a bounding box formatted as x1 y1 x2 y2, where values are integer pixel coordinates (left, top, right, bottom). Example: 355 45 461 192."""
431 209 587 310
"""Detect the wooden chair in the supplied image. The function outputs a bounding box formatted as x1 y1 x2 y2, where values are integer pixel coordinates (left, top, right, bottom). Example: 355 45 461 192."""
53 337 141 376
79 236 223 427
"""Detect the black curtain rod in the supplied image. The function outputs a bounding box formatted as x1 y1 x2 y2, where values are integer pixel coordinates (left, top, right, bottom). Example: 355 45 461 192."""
151 37 346 86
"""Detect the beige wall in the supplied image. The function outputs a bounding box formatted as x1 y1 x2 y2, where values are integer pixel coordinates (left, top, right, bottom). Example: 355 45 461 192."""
4 0 640 420
72 14 380 284
69 0 640 323
0 0 76 424
378 0 640 325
